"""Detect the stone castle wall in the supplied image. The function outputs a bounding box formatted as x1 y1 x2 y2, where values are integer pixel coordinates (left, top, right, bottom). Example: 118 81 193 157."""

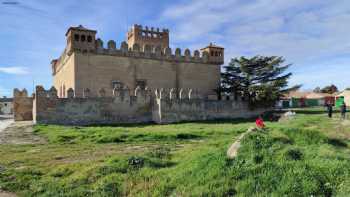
152 89 266 124
33 86 153 125
13 89 33 121
12 86 267 125
53 40 221 98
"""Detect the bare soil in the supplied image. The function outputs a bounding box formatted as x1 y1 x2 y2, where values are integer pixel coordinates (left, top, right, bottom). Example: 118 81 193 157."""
0 121 46 145
0 190 17 197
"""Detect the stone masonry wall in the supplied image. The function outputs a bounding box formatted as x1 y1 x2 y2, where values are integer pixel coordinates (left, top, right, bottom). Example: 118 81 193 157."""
30 86 267 125
53 38 221 98
13 89 33 121
33 86 153 125
153 89 266 124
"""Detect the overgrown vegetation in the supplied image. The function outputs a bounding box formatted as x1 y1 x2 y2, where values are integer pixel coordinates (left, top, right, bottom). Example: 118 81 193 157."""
0 110 349 196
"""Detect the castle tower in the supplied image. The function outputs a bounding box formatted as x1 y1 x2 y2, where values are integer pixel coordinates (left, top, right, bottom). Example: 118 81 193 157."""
66 25 97 53
200 43 224 65
127 24 169 51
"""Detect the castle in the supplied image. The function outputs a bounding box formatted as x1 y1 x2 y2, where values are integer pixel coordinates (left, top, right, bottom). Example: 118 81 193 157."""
51 25 224 98
12 25 266 125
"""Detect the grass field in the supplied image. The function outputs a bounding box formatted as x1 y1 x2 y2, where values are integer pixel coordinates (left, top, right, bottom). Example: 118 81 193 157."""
0 109 349 196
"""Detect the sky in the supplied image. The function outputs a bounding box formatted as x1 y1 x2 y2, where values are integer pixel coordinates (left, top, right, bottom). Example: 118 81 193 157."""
0 0 349 97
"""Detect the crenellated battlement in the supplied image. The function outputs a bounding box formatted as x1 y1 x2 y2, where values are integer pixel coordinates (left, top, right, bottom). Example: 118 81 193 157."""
129 24 169 37
93 39 217 64
127 24 169 52
13 88 33 121
13 88 28 98
34 85 207 101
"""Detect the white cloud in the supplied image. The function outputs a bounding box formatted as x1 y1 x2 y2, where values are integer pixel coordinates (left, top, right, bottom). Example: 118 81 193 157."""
159 0 350 88
160 0 350 61
0 67 29 75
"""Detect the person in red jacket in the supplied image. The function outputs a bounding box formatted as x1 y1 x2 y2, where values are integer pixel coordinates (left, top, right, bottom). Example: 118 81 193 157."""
255 115 265 129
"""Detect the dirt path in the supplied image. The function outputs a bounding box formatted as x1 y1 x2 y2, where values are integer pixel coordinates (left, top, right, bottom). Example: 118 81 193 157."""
0 121 46 145
0 115 13 133
0 190 17 197
227 127 256 159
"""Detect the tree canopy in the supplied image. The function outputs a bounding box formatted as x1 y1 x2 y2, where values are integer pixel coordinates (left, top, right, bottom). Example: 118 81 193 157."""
320 84 338 94
221 56 300 108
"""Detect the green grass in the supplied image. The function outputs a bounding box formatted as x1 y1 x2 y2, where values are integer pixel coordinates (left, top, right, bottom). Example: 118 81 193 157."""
0 109 350 196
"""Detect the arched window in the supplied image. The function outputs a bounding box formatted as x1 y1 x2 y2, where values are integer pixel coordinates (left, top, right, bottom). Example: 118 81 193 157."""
211 51 214 56
87 35 92 42
74 34 79 41
215 51 218 56
81 35 86 42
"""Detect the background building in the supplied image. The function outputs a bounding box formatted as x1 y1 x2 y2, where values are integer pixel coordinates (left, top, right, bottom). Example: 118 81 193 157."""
0 97 13 115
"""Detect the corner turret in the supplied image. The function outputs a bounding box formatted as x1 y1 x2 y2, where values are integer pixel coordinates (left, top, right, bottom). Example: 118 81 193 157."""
200 43 224 65
66 25 97 53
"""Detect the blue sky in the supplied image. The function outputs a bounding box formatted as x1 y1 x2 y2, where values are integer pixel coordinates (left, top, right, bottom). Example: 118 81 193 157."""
0 0 350 97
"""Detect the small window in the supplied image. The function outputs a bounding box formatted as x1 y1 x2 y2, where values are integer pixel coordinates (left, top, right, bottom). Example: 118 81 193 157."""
4 103 7 107
87 35 92 42
74 34 79 41
136 80 147 90
81 35 86 42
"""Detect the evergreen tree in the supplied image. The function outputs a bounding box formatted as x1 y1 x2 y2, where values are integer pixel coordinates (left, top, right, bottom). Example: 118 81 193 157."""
221 56 300 108
321 84 338 94
313 87 321 93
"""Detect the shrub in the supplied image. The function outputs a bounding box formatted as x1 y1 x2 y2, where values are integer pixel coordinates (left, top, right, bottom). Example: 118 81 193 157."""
284 148 303 161
327 138 348 148
176 133 200 140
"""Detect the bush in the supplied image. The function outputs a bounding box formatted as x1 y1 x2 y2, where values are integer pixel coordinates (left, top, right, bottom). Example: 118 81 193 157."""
176 133 200 140
327 138 348 148
284 148 303 161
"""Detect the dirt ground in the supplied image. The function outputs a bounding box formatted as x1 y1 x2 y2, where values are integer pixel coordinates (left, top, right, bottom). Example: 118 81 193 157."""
0 190 17 197
0 118 46 197
0 119 46 145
